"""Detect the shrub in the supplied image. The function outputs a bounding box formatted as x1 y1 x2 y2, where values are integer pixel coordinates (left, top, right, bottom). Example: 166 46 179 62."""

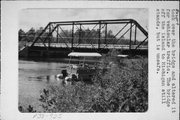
39 50 148 112
18 105 36 113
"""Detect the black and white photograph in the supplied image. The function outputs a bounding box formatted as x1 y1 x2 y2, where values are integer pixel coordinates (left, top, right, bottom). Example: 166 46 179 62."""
18 8 148 113
1 1 179 120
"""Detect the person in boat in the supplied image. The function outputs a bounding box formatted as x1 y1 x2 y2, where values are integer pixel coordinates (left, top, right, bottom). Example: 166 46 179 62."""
56 69 68 79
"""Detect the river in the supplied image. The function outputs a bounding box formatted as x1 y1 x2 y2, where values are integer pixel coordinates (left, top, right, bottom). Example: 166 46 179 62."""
19 60 74 112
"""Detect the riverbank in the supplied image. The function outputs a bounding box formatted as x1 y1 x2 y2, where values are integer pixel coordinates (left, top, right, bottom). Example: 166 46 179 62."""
19 57 102 64
19 53 148 112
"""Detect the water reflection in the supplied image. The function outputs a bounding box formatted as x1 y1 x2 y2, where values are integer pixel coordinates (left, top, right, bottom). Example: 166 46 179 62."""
19 60 74 111
28 74 71 86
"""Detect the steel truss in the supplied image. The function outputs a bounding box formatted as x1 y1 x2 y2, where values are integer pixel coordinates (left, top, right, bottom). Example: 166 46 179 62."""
31 19 148 51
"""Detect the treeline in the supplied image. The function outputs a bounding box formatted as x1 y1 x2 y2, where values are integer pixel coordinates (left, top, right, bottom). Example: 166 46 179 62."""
19 27 147 45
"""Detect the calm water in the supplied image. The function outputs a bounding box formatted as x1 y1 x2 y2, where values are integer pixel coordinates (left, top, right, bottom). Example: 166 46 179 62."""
19 60 73 111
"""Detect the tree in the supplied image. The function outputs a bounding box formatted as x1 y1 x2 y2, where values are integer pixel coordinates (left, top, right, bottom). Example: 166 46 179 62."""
18 29 26 41
27 27 36 35
106 30 116 44
26 27 36 42
36 27 44 35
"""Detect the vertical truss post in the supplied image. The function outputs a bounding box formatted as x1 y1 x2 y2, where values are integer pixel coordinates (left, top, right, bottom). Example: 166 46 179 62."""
48 25 51 48
105 23 107 47
56 26 59 43
98 21 101 49
47 24 51 58
129 23 132 50
79 24 81 44
72 22 74 50
134 25 137 45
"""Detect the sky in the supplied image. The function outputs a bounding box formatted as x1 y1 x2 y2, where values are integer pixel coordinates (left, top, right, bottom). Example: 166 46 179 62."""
19 8 148 40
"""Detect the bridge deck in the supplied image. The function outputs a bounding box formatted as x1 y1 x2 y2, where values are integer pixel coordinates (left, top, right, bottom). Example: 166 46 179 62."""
29 43 148 50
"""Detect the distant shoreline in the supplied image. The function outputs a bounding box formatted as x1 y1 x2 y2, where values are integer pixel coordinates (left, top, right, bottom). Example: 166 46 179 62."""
19 57 101 64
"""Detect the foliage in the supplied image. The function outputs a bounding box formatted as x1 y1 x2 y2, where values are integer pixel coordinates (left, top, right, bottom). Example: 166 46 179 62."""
38 50 148 112
18 27 148 45
18 105 36 113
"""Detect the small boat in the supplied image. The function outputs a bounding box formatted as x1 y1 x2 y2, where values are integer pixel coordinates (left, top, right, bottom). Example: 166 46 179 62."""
63 52 128 83
67 52 102 82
